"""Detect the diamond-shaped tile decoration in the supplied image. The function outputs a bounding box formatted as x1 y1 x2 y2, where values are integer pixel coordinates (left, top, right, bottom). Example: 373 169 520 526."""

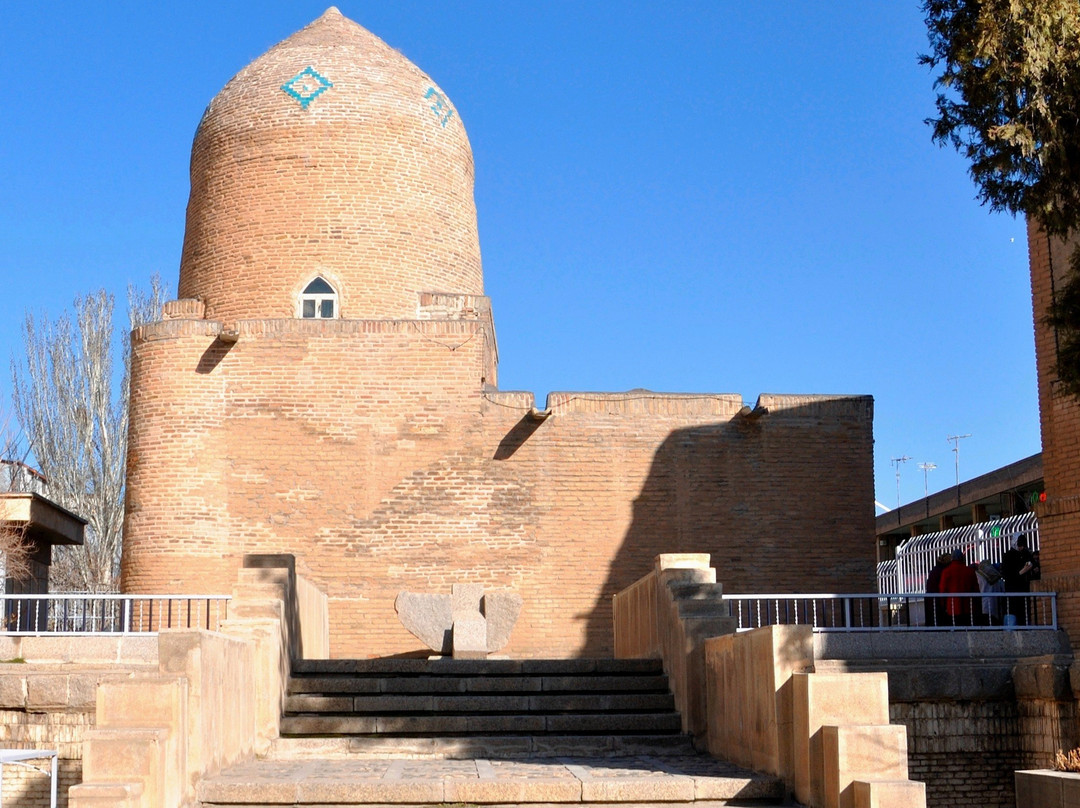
281 66 333 109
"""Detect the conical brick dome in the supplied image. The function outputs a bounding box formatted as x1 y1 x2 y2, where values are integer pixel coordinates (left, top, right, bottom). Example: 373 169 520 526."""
177 8 483 321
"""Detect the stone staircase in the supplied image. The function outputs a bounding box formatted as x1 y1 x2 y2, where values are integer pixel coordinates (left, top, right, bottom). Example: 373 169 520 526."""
275 657 692 758
197 658 788 807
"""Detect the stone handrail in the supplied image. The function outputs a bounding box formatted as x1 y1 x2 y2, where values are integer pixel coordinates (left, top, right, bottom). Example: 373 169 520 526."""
67 554 328 807
612 566 660 659
705 624 927 807
613 553 735 738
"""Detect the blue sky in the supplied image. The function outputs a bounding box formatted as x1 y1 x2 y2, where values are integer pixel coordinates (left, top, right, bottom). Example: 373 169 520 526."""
0 2 1039 512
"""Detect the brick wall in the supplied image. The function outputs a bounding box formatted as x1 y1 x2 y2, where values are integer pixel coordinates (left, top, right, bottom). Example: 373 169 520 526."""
1028 223 1080 643
0 708 91 808
894 700 1021 808
122 311 876 659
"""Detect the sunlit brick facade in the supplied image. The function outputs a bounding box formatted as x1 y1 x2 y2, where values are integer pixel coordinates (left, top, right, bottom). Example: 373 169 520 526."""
121 8 876 658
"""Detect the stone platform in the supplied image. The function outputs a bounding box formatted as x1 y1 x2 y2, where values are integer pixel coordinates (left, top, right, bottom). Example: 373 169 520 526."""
197 754 786 806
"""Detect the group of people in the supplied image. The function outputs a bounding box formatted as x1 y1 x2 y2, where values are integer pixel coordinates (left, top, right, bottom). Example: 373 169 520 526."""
924 536 1039 626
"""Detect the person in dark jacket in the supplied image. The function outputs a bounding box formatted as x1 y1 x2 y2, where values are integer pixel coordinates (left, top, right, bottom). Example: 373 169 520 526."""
940 549 979 625
925 552 953 627
1001 535 1036 626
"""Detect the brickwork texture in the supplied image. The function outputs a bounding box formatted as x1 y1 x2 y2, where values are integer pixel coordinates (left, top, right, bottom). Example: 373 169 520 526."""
1028 222 1080 644
0 708 90 808
121 9 877 659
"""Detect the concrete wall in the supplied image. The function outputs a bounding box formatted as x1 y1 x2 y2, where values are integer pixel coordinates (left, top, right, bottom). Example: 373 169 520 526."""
124 308 876 660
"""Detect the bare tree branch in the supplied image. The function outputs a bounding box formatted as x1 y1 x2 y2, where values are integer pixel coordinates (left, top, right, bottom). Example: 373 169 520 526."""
0 413 35 585
9 277 164 592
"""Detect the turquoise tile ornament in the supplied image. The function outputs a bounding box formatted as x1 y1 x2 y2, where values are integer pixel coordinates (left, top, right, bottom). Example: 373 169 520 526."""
424 87 454 128
281 66 333 109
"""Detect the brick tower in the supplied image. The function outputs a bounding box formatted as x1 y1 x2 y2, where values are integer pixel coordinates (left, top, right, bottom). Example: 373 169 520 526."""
178 7 483 320
122 9 877 658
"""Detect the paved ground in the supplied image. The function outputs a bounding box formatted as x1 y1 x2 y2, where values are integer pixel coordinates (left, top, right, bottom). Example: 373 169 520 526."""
198 754 786 805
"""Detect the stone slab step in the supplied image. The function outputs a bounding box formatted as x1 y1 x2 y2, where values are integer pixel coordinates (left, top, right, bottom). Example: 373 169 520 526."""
197 755 786 806
285 691 677 714
280 711 683 736
288 674 671 695
291 658 665 676
667 583 725 601
267 734 699 760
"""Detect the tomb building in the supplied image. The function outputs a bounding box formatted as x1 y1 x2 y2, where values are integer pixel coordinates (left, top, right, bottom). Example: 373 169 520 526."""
121 8 876 658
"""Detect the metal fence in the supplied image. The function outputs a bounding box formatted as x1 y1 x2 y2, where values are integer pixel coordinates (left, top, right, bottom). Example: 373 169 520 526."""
0 594 231 635
877 512 1039 595
722 591 1056 632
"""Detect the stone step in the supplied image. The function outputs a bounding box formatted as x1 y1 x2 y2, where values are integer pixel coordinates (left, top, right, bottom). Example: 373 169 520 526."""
667 582 725 601
279 711 684 737
267 733 700 759
288 673 671 695
285 691 677 714
290 657 665 676
197 755 787 806
675 599 735 619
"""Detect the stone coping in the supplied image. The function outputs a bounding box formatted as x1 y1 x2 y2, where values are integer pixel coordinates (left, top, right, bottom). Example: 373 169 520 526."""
815 627 1069 661
198 755 784 804
0 635 159 665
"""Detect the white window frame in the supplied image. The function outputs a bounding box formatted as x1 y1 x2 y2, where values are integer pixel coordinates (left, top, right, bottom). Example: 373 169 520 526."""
298 277 338 319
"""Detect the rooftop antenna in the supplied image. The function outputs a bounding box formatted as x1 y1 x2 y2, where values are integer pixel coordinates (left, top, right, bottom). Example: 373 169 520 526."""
890 455 912 511
917 462 937 498
946 434 971 488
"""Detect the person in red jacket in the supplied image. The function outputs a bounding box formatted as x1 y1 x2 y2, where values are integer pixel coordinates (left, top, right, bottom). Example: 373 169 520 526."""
939 549 979 625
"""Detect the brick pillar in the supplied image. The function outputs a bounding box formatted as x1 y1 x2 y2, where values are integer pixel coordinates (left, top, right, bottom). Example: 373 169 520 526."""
1027 222 1080 644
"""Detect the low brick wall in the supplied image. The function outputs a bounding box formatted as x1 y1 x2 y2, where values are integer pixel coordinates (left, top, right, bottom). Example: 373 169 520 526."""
894 701 1022 808
0 636 158 808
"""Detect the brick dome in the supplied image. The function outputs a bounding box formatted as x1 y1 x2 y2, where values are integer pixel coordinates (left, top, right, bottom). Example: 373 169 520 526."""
177 7 483 321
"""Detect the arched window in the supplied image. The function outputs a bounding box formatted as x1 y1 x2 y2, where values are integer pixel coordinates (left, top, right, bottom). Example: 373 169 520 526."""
299 277 337 319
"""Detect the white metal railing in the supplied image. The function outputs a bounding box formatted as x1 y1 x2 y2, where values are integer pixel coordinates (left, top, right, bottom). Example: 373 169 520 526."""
877 512 1039 594
0 594 231 635
722 592 1057 632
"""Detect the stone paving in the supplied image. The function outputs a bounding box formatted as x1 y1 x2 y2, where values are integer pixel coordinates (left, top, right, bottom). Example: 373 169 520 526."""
198 754 786 805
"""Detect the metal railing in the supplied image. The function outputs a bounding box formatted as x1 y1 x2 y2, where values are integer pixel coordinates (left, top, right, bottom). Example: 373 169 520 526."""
878 512 1039 594
723 592 1057 632
0 594 231 635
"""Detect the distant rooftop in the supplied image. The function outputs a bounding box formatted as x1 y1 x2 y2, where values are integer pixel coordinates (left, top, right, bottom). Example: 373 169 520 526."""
0 492 86 547
875 453 1042 560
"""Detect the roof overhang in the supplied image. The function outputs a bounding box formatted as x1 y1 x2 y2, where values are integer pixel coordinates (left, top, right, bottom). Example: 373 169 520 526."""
0 493 86 546
876 453 1043 538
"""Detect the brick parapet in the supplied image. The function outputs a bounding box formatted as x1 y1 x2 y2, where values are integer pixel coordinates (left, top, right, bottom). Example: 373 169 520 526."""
162 298 205 320
544 392 744 417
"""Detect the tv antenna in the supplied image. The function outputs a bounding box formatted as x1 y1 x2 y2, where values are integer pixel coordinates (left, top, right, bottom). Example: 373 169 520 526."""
946 434 971 488
917 462 937 498
890 455 911 510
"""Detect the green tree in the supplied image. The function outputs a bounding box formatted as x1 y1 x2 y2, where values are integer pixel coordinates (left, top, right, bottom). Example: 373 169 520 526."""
922 0 1080 392
9 278 164 592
